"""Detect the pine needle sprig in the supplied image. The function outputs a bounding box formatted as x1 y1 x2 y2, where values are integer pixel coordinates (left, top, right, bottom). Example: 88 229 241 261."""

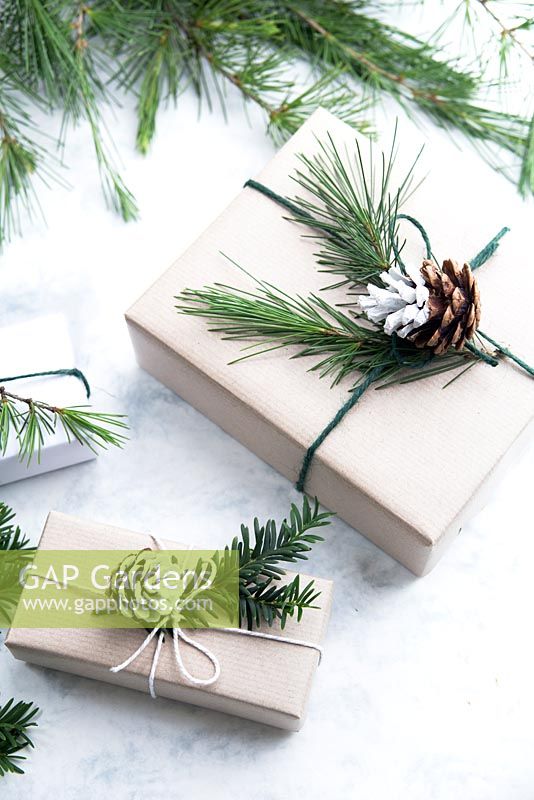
0 698 39 777
230 495 332 629
0 385 128 465
1 0 138 225
286 128 422 289
177 259 474 389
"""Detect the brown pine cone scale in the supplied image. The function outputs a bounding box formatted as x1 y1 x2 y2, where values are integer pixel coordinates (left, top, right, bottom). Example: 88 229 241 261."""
409 259 481 355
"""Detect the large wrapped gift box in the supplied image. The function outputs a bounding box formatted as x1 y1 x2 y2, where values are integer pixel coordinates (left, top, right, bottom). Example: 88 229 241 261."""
125 109 534 575
5 511 333 731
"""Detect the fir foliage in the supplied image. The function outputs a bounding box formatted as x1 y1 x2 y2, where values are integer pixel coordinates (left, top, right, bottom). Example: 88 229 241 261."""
0 502 32 551
231 495 332 630
0 698 39 777
0 502 35 626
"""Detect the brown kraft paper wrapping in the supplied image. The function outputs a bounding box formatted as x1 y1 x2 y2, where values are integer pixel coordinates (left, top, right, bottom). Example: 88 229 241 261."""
125 108 534 575
5 511 333 731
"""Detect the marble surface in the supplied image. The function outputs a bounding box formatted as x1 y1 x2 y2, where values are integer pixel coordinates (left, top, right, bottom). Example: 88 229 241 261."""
2 16 534 798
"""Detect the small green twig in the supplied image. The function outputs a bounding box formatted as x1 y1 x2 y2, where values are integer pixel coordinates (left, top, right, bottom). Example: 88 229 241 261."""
0 697 39 777
0 385 128 465
230 496 332 629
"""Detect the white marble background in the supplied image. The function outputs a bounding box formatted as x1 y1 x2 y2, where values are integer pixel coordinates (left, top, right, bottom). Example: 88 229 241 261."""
1 5 534 798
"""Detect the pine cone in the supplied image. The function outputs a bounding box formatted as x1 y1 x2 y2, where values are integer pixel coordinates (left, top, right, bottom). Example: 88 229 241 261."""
106 549 169 628
409 259 481 355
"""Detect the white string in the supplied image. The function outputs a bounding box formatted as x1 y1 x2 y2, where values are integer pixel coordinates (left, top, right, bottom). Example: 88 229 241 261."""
110 623 162 673
149 630 165 699
109 534 322 697
172 627 221 687
217 627 323 664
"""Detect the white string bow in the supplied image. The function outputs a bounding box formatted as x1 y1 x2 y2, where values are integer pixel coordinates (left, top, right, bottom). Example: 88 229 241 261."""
110 535 323 699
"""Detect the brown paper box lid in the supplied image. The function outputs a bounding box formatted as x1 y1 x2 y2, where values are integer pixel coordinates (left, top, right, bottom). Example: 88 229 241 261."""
5 511 333 730
126 108 534 569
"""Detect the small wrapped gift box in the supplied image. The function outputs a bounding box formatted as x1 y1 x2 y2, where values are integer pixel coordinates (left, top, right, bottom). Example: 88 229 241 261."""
0 314 96 486
126 109 534 575
5 511 333 731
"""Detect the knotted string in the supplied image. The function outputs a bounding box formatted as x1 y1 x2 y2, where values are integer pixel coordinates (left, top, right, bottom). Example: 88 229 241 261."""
110 534 323 699
245 178 533 492
0 368 91 399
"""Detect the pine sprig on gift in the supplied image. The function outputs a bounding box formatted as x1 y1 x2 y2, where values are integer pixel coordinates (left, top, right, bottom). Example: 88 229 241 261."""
287 128 422 289
177 130 516 385
231 495 332 629
0 698 39 777
0 385 129 465
177 261 474 389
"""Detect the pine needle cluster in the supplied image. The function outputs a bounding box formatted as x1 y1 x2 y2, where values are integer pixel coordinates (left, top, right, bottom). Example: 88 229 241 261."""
0 383 128 465
0 1 532 248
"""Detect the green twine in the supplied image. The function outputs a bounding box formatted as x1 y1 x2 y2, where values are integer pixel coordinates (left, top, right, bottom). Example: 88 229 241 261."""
245 178 529 493
0 368 91 399
393 213 433 268
464 342 499 367
470 227 510 270
296 367 385 492
244 179 314 222
476 331 534 376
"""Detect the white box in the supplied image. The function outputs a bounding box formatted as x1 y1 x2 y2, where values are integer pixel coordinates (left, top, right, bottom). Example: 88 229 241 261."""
0 314 96 485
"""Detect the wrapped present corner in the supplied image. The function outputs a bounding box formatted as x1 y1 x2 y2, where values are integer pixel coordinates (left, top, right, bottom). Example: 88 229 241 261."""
5 511 333 731
125 109 534 575
0 314 96 486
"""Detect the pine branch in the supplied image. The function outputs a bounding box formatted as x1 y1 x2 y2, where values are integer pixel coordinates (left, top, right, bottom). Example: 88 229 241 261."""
475 0 534 68
0 385 128 465
0 0 138 228
229 495 332 629
0 698 39 777
0 77 63 248
0 0 531 250
177 268 474 389
267 69 373 146
65 3 138 220
275 1 532 184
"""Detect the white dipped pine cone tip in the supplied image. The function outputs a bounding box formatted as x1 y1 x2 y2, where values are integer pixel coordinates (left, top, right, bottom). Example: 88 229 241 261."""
359 259 481 355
